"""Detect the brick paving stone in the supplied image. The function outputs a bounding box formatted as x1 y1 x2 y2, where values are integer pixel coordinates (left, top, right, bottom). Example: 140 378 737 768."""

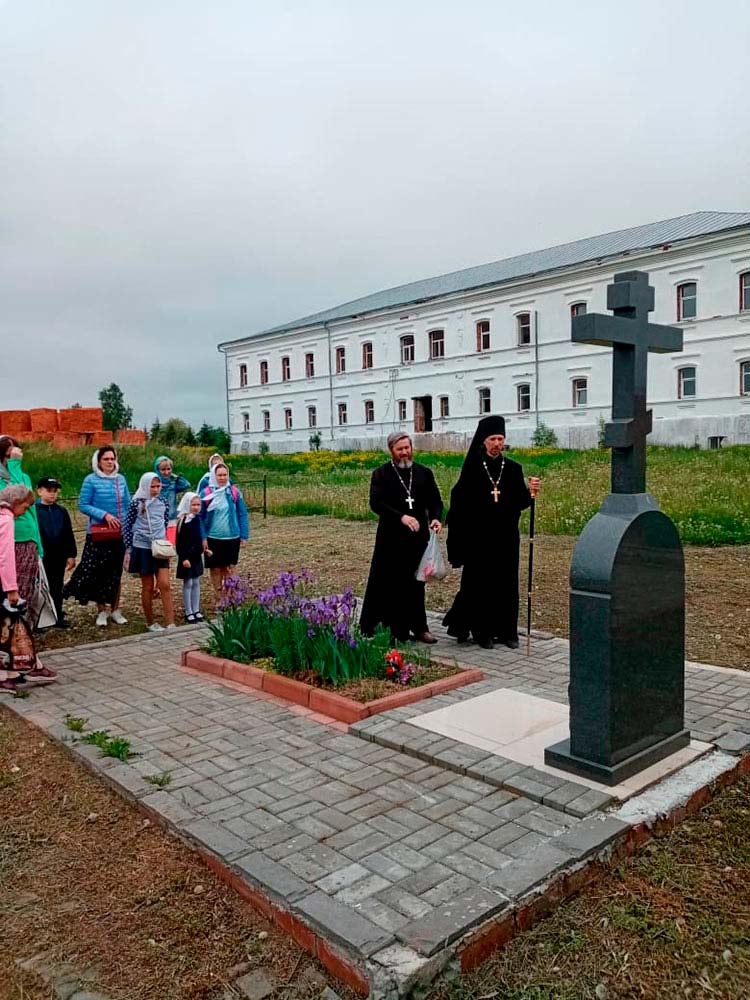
351 896 410 933
396 887 509 957
503 830 548 858
541 782 588 811
487 843 572 898
264 833 317 861
316 863 371 894
563 788 615 818
340 831 393 862
421 831 472 862
552 815 629 859
401 825 449 852
360 851 412 882
395 862 453 896
235 852 311 903
462 841 514 870
715 730 750 754
375 887 433 921
374 842 432 872
293 815 338 840
295 891 394 957
440 851 495 883
368 814 412 840
492 797 537 821
335 873 391 905
283 844 350 881
183 818 250 861
423 873 474 907
383 806 431 832
478 822 527 851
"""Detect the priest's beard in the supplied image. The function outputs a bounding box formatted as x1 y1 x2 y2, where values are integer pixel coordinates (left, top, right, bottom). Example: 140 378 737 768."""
396 460 413 469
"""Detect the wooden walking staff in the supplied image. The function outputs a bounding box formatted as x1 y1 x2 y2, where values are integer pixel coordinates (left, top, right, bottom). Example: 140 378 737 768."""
526 495 536 656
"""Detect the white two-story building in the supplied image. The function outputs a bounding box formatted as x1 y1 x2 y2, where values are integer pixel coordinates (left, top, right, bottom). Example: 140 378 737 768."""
219 211 750 453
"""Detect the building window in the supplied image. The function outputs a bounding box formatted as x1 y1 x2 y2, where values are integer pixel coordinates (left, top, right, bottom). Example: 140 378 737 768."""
400 335 415 364
307 405 317 428
741 360 750 396
708 435 725 450
281 356 291 382
439 396 450 418
364 400 375 424
677 366 696 399
262 410 270 432
284 408 293 430
337 402 347 425
517 383 531 412
740 272 750 312
239 363 248 388
571 302 587 318
429 329 445 360
362 342 373 369
677 282 697 321
259 360 268 385
305 353 315 378
516 313 531 346
242 412 250 432
572 377 588 407
478 387 491 414
335 346 346 373
476 320 490 352
398 399 407 422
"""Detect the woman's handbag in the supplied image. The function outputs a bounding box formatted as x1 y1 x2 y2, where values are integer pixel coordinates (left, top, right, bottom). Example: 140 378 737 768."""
151 537 176 560
90 478 123 543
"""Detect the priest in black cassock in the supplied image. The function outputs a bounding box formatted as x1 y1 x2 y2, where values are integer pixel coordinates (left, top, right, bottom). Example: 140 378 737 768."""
359 431 443 644
443 415 540 650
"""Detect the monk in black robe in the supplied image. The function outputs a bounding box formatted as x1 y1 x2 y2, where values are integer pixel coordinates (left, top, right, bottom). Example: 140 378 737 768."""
359 431 443 643
443 415 540 650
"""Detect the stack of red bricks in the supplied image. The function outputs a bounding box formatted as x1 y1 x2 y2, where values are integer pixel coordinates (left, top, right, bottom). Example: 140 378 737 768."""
0 408 146 448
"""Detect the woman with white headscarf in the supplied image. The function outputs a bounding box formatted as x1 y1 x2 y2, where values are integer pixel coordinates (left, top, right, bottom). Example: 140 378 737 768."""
175 491 208 623
196 453 226 495
63 445 131 627
200 463 249 596
122 472 175 632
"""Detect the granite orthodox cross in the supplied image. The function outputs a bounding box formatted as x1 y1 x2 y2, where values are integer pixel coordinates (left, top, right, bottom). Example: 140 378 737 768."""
572 271 683 493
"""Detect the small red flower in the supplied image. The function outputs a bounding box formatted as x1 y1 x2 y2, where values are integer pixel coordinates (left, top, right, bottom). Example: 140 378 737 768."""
385 649 404 669
385 665 397 677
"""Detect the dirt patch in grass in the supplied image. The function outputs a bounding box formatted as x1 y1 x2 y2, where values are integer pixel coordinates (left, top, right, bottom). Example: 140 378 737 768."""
38 516 750 670
0 707 357 1000
432 774 750 1000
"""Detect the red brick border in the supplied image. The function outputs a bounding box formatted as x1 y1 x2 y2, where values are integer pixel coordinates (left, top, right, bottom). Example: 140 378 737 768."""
181 650 484 724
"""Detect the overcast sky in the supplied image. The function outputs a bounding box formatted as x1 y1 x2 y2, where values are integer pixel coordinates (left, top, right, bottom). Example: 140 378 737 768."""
2 0 749 430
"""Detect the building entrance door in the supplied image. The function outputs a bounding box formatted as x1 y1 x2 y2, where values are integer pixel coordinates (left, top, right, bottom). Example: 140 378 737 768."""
413 396 433 433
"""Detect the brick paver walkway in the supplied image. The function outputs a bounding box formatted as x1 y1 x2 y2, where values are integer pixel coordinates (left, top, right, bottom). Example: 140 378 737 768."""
6 619 749 996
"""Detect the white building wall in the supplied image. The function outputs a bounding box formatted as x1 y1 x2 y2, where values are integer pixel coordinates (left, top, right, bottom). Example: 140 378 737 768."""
223 229 750 453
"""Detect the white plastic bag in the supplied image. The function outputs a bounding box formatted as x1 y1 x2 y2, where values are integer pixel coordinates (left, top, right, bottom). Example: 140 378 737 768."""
416 532 447 582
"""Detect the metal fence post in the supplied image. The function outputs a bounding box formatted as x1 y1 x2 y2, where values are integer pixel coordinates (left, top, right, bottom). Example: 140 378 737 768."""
263 475 267 519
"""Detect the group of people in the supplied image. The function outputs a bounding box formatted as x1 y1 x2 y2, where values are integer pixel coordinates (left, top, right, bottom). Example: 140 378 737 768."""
360 415 541 650
0 440 249 693
0 414 538 694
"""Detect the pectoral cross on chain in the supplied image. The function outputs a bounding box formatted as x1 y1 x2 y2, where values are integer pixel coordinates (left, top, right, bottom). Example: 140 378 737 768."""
491 485 501 503
572 271 683 494
405 496 414 510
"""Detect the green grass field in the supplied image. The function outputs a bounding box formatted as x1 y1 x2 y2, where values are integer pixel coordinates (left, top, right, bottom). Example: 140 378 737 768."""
18 441 750 546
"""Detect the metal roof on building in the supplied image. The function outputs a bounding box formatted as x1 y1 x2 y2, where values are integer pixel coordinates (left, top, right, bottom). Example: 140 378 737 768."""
228 211 750 344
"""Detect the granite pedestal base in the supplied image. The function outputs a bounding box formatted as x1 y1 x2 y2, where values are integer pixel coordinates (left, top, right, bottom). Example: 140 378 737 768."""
545 728 691 785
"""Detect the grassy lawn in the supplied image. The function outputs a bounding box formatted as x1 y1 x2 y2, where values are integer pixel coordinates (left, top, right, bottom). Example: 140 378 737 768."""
20 442 750 545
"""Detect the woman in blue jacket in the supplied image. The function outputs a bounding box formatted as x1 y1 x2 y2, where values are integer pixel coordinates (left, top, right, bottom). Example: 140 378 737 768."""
200 463 249 597
63 446 131 628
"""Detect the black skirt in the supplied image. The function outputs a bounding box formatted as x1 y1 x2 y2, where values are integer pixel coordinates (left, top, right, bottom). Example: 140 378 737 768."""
63 535 125 607
128 546 170 576
204 537 240 569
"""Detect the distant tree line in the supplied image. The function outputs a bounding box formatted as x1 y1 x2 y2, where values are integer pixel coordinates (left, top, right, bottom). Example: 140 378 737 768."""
150 417 230 452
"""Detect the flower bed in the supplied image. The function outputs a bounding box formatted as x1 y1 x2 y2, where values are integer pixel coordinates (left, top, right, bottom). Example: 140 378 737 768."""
192 571 484 722
181 648 483 724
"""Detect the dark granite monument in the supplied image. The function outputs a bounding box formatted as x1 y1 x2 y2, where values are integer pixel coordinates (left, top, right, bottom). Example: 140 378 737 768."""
545 270 691 784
